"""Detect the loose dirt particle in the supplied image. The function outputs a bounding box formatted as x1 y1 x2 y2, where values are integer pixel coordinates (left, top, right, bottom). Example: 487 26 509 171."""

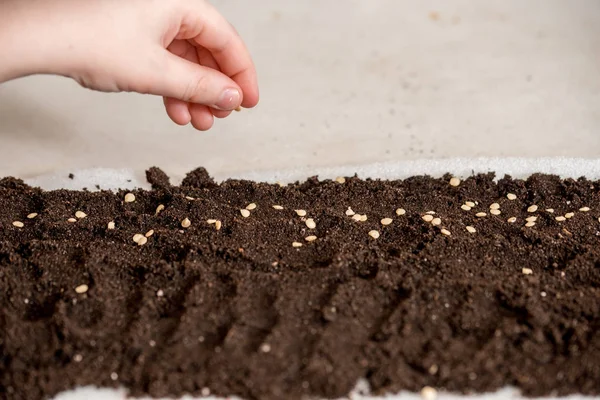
305 236 317 242
422 215 434 222
75 284 88 294
12 221 24 228
466 226 476 233
476 212 487 218
395 208 406 216
527 205 538 213
145 230 154 237
240 209 251 218
107 221 115 230
507 193 517 200
490 209 501 216
449 177 460 187
181 218 192 228
440 229 451 236
295 210 307 217
522 268 533 275
381 218 393 226
292 242 303 248
27 213 38 219
507 217 517 223
246 203 257 211
305 218 316 229
431 218 442 226
272 205 284 210
368 230 380 239
124 193 135 203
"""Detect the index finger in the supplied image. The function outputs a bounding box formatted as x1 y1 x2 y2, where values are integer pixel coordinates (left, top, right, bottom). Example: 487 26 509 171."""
176 1 259 108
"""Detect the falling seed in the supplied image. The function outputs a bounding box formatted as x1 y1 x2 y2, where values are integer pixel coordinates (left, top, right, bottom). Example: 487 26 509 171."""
295 209 307 217
305 218 316 229
580 207 591 212
185 196 195 201
137 236 148 246
181 218 191 228
449 177 461 187
381 218 393 226
215 220 222 230
335 177 346 184
507 217 517 223
260 343 271 353
507 193 517 200
522 268 533 275
490 203 500 210
12 221 24 228
466 226 477 233
124 193 136 203
145 230 154 237
461 204 472 211
75 211 87 219
75 284 88 294
420 386 438 400
440 229 451 236
156 289 164 297
422 215 434 222
273 205 284 210
207 219 217 224
352 214 362 222
396 208 406 216
132 234 144 243
67 218 77 223
546 208 555 213
155 204 165 215
240 209 251 218
525 221 536 227
555 216 566 222
525 216 537 222
345 207 356 216
476 212 487 218
368 230 380 239
27 213 38 219
107 221 115 230
465 201 476 208
359 214 368 222
527 205 538 213
431 218 442 226
305 235 317 242
565 212 575 219
292 242 303 248
246 203 257 210
490 209 501 216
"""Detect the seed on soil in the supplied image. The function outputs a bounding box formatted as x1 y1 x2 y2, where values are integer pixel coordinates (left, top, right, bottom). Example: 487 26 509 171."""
137 236 148 246
565 212 575 219
507 193 517 200
75 284 88 294
381 218 393 226
75 211 87 219
73 354 83 363
207 219 217 224
215 221 222 230
507 217 517 223
440 229 451 236
67 218 77 223
490 203 500 210
396 208 406 216
292 242 303 248
525 221 536 227
346 207 355 216
240 209 251 218
490 209 501 216
546 208 555 213
260 343 272 353
352 214 362 222
426 211 436 215
156 289 164 297
422 215 434 222
476 212 487 218
181 218 191 228
133 234 144 243
420 386 438 400
305 235 317 242
368 230 380 239
107 221 115 230
555 216 566 222
525 216 537 222
12 221 24 228
449 177 461 187
185 196 195 201
465 201 476 208
272 205 284 210
124 193 135 203
522 268 533 275
527 205 538 213
295 210 307 217
335 177 346 184
246 203 257 210
155 204 165 215
359 214 368 222
466 226 476 233
461 205 472 211
432 218 442 226
580 207 591 212
27 213 38 219
145 230 154 237
305 218 316 229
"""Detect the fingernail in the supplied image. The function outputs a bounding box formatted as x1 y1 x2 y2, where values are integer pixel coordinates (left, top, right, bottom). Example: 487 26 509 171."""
214 88 241 111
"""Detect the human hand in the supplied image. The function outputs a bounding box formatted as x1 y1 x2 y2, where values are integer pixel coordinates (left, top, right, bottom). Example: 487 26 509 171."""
0 0 259 130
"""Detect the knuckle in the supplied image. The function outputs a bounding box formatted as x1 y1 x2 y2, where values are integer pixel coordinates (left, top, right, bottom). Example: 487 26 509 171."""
182 74 210 103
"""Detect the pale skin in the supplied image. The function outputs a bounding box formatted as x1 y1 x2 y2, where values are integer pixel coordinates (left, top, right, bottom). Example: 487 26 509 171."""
0 0 259 131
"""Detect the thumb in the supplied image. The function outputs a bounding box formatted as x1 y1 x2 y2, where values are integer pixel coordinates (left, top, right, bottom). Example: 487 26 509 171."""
147 51 243 111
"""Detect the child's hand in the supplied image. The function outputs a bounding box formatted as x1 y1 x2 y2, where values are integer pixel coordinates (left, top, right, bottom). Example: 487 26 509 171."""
0 0 259 130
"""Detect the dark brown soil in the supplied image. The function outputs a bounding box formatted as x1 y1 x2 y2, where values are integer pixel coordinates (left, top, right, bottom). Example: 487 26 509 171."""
1 168 600 400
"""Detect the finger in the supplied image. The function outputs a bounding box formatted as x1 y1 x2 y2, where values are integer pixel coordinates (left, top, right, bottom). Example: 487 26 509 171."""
163 96 191 125
189 103 214 131
193 46 234 118
212 109 231 119
177 2 259 108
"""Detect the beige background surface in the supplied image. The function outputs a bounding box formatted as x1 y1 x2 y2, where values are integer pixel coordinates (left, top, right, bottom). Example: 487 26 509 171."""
1 0 600 180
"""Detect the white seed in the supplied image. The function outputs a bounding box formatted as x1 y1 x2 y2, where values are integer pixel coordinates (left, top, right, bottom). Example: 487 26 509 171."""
580 207 591 212
137 236 148 246
381 218 393 226
110 372 118 381
240 209 251 218
246 203 257 210
215 220 222 230
74 211 87 219
449 177 461 187
522 268 533 275
461 204 472 211
156 289 164 297
133 234 144 243
73 354 83 362
555 216 566 222
185 196 195 201
292 242 303 248
431 218 442 226
207 219 217 224
565 212 575 219
345 207 355 216
466 226 477 233
507 193 517 200
124 193 135 203
420 386 438 400
359 214 368 222
181 218 191 228
465 201 476 208
440 229 451 236
352 214 362 222
475 212 487 218
305 218 316 229
527 205 538 213
490 209 501 216
426 211 436 215
295 209 307 217
335 177 346 184
489 203 500 210
27 213 38 219
75 284 88 294
525 216 537 222
422 215 434 222
107 221 115 230
12 221 24 228
67 218 77 223
305 235 317 242
395 208 406 216
368 230 380 239
272 205 284 210
525 221 536 227
507 217 517 223
155 204 165 215
145 230 154 237
546 208 555 213
260 343 272 353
